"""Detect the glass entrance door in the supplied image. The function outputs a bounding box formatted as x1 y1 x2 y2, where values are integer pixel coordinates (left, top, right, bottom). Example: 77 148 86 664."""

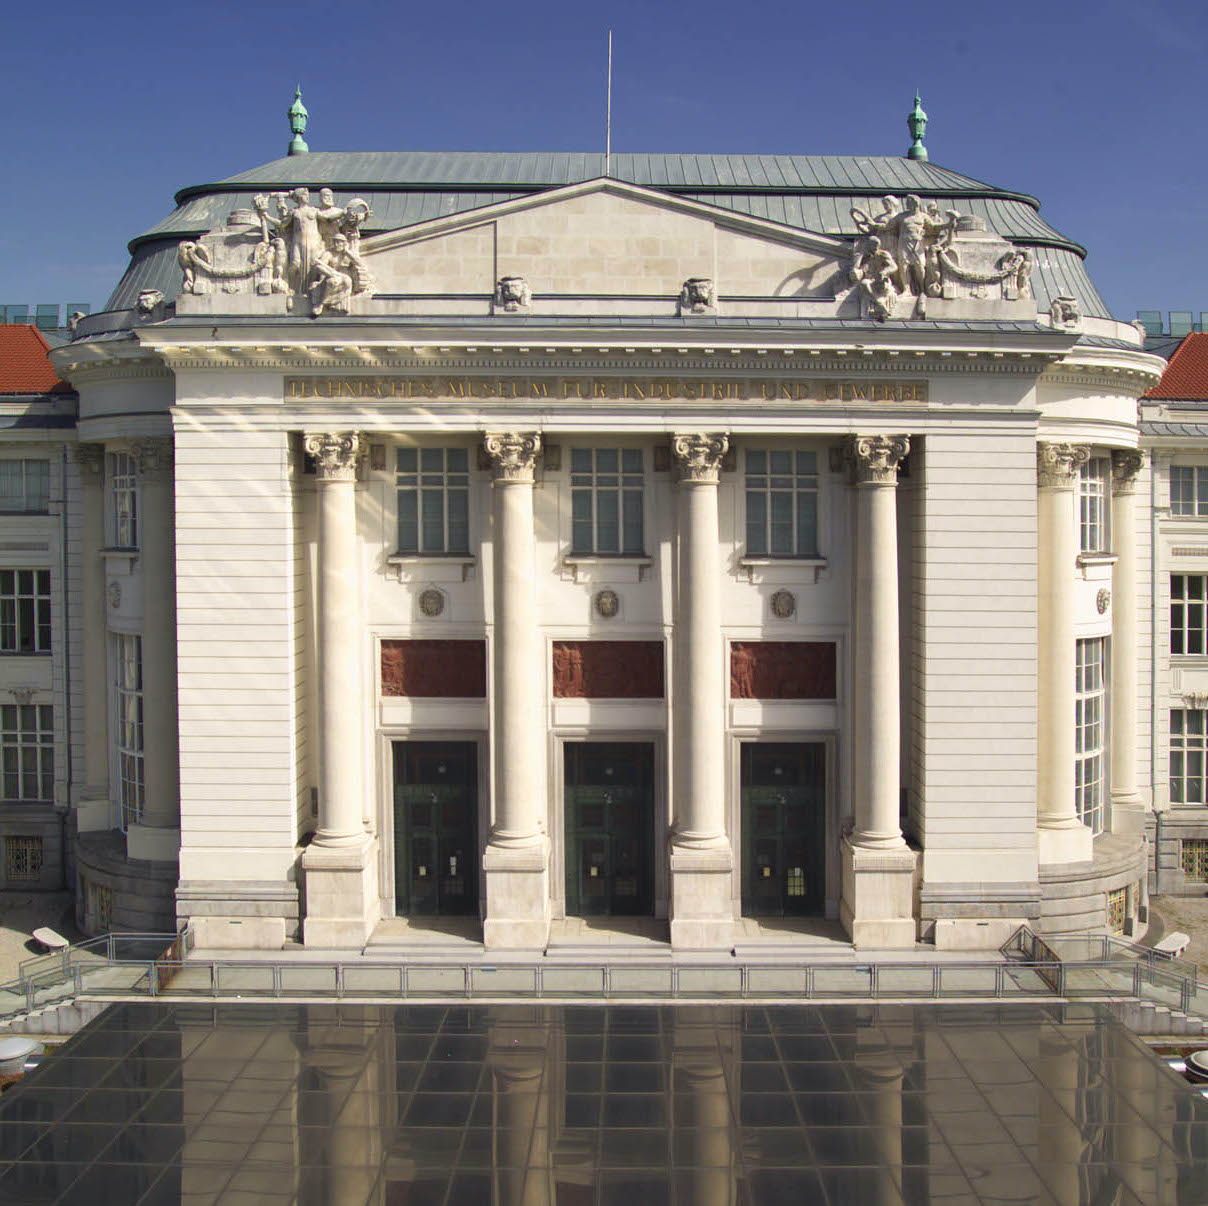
564 742 655 916
393 741 478 916
741 742 826 916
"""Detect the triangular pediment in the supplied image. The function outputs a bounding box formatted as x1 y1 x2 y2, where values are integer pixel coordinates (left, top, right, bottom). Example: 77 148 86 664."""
359 178 848 301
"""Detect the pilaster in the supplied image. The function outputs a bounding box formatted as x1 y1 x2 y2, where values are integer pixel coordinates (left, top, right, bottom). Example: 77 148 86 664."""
1110 450 1145 833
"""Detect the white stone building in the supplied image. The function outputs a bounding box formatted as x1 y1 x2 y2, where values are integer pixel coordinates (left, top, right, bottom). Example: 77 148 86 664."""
39 126 1168 951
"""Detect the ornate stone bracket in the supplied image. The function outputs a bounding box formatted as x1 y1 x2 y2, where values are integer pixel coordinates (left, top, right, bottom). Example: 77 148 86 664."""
678 278 715 315
1111 449 1145 494
133 438 174 481
304 432 365 482
1185 692 1208 711
672 433 729 484
1036 442 1090 490
845 435 910 485
1050 296 1081 330
8 687 35 706
483 432 541 482
71 443 105 482
494 276 531 312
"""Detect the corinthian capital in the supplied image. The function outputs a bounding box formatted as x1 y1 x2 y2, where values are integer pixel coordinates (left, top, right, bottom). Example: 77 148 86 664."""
1036 441 1089 490
845 434 910 485
672 433 729 483
1111 449 1145 495
304 432 364 482
132 438 174 481
71 442 105 482
483 432 541 482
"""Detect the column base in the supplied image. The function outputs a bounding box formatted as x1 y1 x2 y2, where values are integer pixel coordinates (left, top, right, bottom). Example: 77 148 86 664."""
75 793 110 834
1110 792 1147 836
839 836 918 949
1037 821 1094 867
482 838 550 950
669 843 734 950
302 834 379 948
126 823 181 864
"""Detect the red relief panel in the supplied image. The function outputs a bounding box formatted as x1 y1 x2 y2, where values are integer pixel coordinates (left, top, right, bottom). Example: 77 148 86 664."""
381 640 487 698
552 641 665 699
730 641 837 700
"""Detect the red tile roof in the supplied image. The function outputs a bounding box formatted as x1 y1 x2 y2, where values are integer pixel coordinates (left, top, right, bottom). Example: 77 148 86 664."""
0 325 71 395
1146 332 1208 400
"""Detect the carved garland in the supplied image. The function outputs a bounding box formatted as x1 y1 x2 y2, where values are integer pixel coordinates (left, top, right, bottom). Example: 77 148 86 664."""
936 247 1031 286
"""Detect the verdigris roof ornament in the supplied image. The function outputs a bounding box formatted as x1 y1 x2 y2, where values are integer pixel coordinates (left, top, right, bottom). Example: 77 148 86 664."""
288 86 309 156
906 92 928 162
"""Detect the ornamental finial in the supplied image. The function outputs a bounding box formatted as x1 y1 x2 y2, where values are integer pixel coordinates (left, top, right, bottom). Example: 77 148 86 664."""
287 86 309 156
906 92 928 163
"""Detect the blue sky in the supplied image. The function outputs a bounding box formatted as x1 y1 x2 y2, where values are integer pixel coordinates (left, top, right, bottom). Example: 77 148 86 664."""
3 0 1204 320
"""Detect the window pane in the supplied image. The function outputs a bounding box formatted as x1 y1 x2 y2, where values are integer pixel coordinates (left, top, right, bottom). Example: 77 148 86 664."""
596 491 619 553
397 491 418 552
746 492 766 555
396 447 417 473
596 449 618 475
420 490 444 553
770 492 793 556
796 492 818 556
571 491 592 554
447 490 469 554
622 491 643 555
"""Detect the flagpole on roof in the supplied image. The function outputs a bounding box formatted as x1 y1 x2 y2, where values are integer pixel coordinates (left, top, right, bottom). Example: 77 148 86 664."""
605 31 613 178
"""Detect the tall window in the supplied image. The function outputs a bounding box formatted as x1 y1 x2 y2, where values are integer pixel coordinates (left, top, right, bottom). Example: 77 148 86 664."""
1079 457 1110 554
1172 466 1208 517
1171 575 1208 654
107 453 137 548
745 450 819 557
0 460 49 514
115 634 144 829
0 570 50 654
1 704 53 802
1171 710 1208 804
570 448 644 555
1075 638 1106 835
396 448 469 555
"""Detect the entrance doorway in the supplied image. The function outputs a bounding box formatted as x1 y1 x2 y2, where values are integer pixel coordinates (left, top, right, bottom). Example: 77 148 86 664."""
740 742 826 916
564 742 655 916
392 741 478 916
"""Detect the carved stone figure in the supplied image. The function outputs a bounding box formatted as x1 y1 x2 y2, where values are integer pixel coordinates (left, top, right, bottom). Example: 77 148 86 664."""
68 311 87 337
495 276 531 312
1050 295 1081 329
340 198 372 252
177 242 211 294
309 234 375 317
678 278 715 314
594 589 620 619
137 290 165 318
849 237 900 321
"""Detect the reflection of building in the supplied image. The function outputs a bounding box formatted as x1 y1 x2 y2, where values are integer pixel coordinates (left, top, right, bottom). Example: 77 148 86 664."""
34 104 1174 951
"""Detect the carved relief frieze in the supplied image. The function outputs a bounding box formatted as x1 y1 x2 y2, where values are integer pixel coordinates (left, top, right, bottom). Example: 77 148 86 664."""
845 435 910 485
483 432 541 482
552 641 664 698
133 438 174 480
730 642 837 700
1036 442 1090 490
672 433 729 484
1111 449 1145 494
382 639 486 697
304 432 365 482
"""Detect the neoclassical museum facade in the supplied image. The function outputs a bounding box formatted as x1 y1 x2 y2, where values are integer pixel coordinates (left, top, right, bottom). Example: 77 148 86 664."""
39 131 1166 951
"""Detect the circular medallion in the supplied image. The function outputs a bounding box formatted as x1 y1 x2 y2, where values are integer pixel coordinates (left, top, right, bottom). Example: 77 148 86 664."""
770 589 796 619
108 582 121 609
594 589 620 619
418 588 445 618
1096 588 1111 615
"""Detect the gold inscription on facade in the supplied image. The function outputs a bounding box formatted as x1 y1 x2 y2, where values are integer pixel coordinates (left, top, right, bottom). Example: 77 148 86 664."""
284 377 929 403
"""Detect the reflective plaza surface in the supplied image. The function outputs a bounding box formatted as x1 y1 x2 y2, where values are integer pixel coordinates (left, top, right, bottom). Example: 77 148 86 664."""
0 1001 1204 1204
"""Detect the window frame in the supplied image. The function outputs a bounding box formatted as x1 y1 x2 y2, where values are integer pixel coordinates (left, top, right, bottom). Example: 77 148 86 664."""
1171 465 1208 517
1078 456 1111 555
743 447 821 559
1074 637 1107 836
1171 574 1208 656
0 459 50 515
107 452 138 550
569 446 646 557
395 446 471 557
0 569 51 655
1171 708 1208 805
113 633 145 830
0 703 54 803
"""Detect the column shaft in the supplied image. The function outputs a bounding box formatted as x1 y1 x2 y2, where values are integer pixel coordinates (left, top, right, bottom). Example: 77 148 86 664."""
1036 442 1093 863
72 445 108 804
308 434 365 846
1111 451 1144 818
672 433 728 846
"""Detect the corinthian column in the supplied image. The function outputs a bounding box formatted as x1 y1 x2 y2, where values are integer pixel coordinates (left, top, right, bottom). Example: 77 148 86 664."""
1037 442 1093 864
482 432 550 949
128 438 180 863
302 432 377 947
840 435 916 948
71 443 109 832
669 433 733 950
1111 450 1145 831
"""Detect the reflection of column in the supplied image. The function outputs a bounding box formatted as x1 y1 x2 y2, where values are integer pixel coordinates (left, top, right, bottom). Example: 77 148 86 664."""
840 436 916 948
1037 1029 1087 1205
854 1045 905 1206
1111 450 1144 831
302 433 377 947
669 434 733 950
128 439 180 862
71 444 109 831
672 1013 734 1206
1037 442 1093 864
482 433 550 949
489 1012 551 1206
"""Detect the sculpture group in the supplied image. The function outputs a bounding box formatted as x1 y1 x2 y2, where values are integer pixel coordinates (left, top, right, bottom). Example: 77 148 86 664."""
177 187 375 316
848 194 1033 320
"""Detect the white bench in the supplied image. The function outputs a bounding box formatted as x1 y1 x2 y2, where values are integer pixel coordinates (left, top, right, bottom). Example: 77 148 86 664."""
31 927 69 953
1154 931 1191 958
